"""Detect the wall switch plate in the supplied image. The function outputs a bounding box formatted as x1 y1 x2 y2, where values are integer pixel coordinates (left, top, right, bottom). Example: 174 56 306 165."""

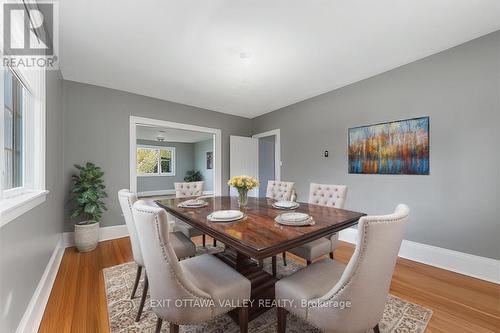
324 150 329 157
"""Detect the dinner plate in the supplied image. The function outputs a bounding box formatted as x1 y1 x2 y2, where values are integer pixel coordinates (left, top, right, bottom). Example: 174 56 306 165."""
178 199 207 208
278 212 310 222
275 214 315 226
210 210 244 220
272 201 299 209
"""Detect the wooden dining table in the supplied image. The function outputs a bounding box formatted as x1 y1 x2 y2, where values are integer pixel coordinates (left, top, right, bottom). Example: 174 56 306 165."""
155 196 365 322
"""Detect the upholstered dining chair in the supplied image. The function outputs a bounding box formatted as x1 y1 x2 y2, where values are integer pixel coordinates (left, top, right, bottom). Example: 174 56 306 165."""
276 204 409 333
132 200 252 333
172 181 207 247
264 180 296 273
287 183 348 265
118 189 197 322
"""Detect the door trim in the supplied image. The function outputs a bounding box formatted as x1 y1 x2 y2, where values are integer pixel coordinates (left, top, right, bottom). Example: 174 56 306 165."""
252 129 281 182
129 116 222 196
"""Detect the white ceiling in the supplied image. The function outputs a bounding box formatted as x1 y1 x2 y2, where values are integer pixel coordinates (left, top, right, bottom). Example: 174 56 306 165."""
60 0 500 118
137 126 213 143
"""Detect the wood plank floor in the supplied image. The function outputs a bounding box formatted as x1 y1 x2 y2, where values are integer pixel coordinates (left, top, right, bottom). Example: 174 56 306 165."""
39 236 500 333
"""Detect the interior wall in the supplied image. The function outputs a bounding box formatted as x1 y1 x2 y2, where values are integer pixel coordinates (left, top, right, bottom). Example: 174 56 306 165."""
0 70 64 332
193 138 214 192
136 140 194 193
63 81 252 231
258 136 275 197
252 31 500 259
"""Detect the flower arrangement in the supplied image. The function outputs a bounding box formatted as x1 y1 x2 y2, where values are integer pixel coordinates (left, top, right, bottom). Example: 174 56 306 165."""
228 175 259 207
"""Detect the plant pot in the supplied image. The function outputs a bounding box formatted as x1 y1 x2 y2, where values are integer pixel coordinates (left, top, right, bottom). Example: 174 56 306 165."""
74 222 100 252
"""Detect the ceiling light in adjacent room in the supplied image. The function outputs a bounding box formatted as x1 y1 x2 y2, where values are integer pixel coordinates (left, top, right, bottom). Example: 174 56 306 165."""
156 130 166 142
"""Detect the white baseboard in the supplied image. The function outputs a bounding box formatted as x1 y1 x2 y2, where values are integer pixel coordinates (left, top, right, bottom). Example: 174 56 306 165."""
339 227 500 284
15 235 65 333
63 224 129 248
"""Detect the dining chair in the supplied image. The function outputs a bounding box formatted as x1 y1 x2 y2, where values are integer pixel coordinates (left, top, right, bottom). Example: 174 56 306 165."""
132 200 252 333
264 180 296 274
276 204 409 333
172 181 207 247
118 189 197 322
287 183 348 265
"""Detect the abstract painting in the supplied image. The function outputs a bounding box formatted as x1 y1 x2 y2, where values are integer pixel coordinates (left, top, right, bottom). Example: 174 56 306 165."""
348 117 429 175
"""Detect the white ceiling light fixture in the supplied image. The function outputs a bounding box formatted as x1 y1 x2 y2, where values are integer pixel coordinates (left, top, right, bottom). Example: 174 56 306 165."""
156 130 166 142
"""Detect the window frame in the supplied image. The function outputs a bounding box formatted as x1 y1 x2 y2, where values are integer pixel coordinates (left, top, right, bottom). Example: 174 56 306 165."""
136 145 176 177
0 66 47 227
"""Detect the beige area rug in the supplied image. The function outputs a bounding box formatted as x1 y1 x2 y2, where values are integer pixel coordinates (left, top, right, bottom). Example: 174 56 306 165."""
103 245 432 332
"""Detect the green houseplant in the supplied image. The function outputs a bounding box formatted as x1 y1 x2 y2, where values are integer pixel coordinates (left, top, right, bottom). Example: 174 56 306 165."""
70 162 108 252
184 170 203 182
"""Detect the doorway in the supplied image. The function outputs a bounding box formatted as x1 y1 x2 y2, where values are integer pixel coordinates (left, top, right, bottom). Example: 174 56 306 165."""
129 116 222 197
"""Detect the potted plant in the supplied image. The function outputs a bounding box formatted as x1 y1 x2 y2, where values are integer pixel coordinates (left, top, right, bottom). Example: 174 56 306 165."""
184 170 203 182
70 162 108 252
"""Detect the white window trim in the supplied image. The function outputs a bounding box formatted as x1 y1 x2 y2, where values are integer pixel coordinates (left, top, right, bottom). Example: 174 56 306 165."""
0 66 48 227
136 145 176 177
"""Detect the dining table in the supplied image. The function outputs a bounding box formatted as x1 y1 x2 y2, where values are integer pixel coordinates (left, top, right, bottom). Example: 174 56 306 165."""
155 196 366 322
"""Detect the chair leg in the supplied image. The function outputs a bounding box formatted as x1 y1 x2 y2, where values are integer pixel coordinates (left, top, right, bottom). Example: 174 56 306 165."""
154 318 163 333
277 306 287 333
238 306 249 333
130 266 142 299
306 260 312 266
282 252 287 266
329 251 334 259
169 322 179 333
272 255 277 277
202 234 206 247
213 238 217 247
135 272 149 322
373 323 380 333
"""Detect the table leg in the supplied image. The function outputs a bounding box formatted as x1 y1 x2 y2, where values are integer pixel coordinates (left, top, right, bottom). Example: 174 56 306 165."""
214 248 278 322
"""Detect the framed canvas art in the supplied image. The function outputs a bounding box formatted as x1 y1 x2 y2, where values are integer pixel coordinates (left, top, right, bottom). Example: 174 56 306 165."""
206 151 213 169
348 117 429 175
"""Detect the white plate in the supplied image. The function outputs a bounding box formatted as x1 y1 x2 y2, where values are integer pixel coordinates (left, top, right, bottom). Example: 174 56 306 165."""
210 210 244 220
275 215 315 226
178 199 207 207
278 212 310 222
273 201 299 209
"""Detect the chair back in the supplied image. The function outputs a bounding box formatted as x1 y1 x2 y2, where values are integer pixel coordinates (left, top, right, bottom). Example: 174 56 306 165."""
118 189 142 266
132 200 211 322
308 183 347 208
309 204 409 332
266 180 295 201
175 181 204 198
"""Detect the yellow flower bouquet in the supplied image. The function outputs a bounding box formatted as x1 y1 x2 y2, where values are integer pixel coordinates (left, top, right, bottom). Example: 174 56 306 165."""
228 175 259 207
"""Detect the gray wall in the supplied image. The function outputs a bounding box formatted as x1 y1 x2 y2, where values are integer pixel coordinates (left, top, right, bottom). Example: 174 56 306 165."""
258 136 275 197
194 139 214 191
0 70 64 332
252 31 500 259
63 81 252 231
136 140 194 193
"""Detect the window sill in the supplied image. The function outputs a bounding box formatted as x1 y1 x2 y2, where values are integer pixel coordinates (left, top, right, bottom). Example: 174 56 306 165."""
0 190 49 227
137 173 176 177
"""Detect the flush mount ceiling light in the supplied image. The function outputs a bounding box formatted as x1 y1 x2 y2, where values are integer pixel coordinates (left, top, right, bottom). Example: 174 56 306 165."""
239 52 253 65
156 130 166 142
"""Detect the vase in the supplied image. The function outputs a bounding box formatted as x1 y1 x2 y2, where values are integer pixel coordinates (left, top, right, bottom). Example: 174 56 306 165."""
237 189 249 207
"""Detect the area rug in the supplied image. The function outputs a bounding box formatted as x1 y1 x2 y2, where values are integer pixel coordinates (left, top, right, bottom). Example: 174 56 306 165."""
103 245 432 332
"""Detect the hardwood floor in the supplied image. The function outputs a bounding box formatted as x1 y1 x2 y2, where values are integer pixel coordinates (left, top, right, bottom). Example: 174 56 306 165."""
39 236 500 333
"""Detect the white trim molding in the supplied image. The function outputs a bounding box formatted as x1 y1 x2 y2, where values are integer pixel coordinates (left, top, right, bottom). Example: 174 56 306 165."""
130 116 222 196
339 227 500 284
252 129 281 181
15 235 65 333
0 190 49 227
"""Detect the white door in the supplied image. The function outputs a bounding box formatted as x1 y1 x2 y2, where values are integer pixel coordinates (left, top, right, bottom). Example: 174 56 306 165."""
230 135 259 197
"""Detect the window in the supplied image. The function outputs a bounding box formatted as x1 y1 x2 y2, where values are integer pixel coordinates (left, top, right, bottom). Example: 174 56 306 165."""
0 66 47 225
136 146 175 176
3 69 28 191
